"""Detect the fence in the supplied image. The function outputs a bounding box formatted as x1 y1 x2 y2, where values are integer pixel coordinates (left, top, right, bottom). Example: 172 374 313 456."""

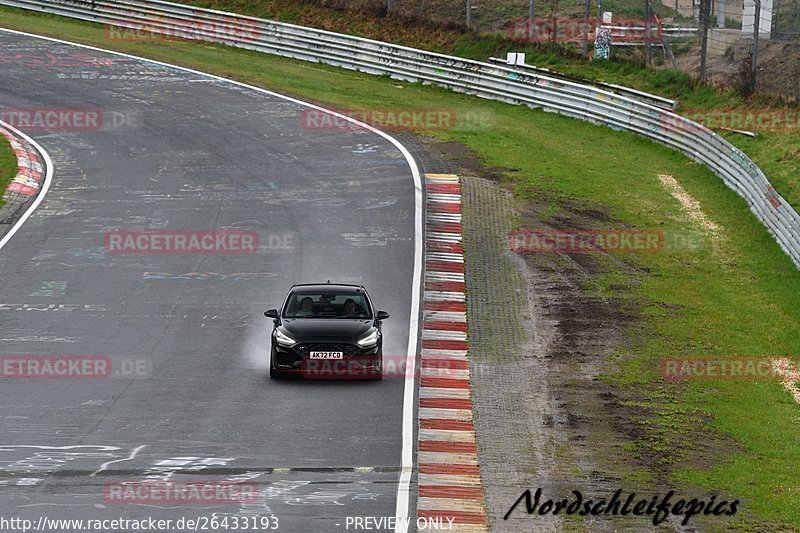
1 0 799 268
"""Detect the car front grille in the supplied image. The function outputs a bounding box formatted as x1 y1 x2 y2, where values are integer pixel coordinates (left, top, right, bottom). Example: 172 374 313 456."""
294 343 361 357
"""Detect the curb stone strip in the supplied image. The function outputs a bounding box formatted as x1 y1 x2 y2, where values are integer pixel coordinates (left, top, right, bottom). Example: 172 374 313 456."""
0 124 45 232
1 127 43 197
418 173 488 532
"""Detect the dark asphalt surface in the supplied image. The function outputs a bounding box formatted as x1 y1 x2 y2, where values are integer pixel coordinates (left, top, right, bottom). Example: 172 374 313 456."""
0 31 420 532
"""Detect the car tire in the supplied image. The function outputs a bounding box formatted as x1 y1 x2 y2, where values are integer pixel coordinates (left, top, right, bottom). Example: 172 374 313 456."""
372 357 383 380
269 352 283 379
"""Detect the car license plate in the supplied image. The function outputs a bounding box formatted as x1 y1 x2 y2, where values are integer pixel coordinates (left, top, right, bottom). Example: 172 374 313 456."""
310 351 343 359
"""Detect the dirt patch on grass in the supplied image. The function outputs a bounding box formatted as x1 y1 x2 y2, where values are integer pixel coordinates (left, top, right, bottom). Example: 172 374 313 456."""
432 139 518 182
429 136 740 530
658 174 721 235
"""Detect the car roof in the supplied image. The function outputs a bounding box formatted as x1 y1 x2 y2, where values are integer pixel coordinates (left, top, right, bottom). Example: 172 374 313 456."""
290 283 367 293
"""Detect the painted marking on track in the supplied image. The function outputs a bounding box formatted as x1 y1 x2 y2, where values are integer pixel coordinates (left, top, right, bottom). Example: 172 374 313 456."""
0 477 43 486
142 271 280 281
0 304 108 312
141 456 236 481
0 336 77 342
0 445 123 477
30 281 68 297
350 143 380 154
89 444 146 477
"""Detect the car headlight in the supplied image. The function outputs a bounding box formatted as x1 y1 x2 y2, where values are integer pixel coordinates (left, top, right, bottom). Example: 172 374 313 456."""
357 329 380 347
274 328 296 347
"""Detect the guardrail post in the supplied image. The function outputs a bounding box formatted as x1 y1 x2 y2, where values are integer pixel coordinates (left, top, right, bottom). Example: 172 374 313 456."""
528 0 535 41
750 0 761 94
699 0 710 82
582 0 590 57
645 0 652 65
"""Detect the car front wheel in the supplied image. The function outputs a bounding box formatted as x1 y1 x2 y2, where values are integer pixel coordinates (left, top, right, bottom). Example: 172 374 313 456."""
371 357 383 380
269 351 284 379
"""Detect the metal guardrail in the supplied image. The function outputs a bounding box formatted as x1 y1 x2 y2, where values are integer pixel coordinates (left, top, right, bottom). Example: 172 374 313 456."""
487 57 678 110
2 0 799 269
662 27 699 37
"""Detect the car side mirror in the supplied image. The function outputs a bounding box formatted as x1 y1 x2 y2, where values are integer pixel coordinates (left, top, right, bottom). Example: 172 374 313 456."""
376 310 390 320
264 309 279 319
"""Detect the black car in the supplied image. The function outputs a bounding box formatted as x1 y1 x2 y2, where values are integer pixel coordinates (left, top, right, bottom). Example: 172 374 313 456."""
264 283 390 379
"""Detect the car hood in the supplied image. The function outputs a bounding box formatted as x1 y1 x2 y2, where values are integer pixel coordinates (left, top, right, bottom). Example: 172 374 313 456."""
280 319 375 342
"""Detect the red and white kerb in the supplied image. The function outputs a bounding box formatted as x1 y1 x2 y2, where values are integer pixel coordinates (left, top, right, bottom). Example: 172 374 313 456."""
418 174 488 531
0 126 44 197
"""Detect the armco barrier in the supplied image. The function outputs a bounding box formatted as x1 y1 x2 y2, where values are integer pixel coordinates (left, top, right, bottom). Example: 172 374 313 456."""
487 57 678 110
2 0 799 269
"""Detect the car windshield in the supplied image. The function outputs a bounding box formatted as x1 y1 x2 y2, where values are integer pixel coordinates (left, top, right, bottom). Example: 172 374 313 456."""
283 291 372 319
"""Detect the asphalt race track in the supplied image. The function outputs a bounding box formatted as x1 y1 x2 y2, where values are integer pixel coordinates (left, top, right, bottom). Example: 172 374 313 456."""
0 30 420 531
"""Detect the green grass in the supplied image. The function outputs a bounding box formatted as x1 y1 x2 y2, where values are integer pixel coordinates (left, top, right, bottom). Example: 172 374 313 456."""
0 131 16 208
2 7 800 528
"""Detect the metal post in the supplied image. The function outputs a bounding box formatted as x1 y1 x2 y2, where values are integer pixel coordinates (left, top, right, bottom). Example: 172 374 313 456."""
645 0 652 65
750 0 761 94
596 0 603 36
699 0 710 82
582 0 590 56
466 0 472 27
528 0 534 41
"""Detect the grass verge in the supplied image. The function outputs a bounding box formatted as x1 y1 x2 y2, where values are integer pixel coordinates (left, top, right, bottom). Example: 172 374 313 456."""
0 130 16 208
1 7 799 528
